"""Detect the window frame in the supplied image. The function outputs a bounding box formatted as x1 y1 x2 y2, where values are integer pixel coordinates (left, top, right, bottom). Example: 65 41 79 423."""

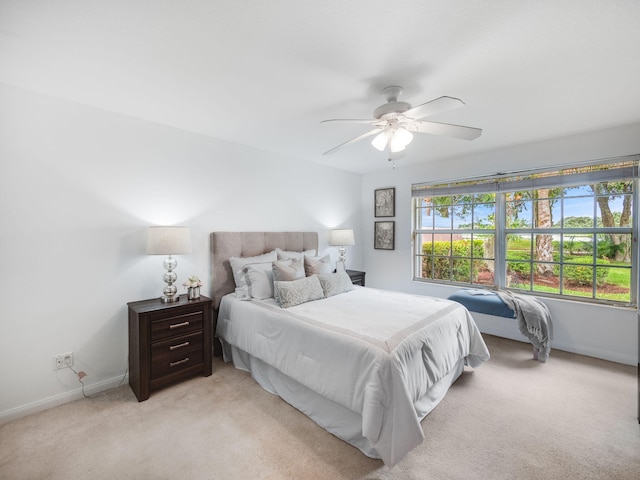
411 156 639 307
413 194 497 286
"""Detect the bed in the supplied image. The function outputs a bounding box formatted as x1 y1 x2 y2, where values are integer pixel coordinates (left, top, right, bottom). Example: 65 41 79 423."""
211 231 490 465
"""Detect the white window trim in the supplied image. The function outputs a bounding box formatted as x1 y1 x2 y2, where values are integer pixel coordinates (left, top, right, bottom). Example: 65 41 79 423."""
411 155 639 307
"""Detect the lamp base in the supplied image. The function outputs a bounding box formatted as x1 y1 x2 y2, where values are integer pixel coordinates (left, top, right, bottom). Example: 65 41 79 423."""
159 255 179 303
160 295 180 303
338 246 347 263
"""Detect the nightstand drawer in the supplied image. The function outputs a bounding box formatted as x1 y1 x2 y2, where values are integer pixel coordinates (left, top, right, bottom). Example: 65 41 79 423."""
151 331 204 379
150 311 203 341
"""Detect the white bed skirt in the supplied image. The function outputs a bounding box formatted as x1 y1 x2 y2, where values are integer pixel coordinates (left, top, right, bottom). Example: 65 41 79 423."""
221 339 465 460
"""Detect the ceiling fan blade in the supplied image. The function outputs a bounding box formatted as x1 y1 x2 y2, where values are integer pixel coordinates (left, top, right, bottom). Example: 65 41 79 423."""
321 118 378 124
403 96 466 120
322 127 384 155
412 120 482 140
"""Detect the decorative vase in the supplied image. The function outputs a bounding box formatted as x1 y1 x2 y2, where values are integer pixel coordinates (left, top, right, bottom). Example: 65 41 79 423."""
187 286 200 300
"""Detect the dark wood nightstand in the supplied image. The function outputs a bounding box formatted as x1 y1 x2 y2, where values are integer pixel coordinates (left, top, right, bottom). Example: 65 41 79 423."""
128 295 212 401
346 269 366 286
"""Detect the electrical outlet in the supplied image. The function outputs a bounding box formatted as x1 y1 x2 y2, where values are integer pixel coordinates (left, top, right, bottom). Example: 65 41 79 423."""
53 352 73 370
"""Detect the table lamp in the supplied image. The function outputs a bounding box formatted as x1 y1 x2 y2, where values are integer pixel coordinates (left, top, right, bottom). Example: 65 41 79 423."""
329 228 355 272
147 226 192 302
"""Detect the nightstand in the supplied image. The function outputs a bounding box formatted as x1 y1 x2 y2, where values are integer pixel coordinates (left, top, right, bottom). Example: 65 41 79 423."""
346 269 366 286
128 295 212 401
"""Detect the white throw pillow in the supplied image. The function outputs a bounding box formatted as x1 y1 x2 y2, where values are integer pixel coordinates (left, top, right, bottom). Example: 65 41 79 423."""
229 250 277 288
276 248 317 260
243 263 275 300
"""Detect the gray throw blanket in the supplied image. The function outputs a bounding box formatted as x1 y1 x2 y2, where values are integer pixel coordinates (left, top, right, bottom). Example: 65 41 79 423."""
495 291 553 362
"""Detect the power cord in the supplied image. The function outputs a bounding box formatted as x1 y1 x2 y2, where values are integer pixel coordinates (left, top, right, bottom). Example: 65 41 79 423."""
69 366 128 399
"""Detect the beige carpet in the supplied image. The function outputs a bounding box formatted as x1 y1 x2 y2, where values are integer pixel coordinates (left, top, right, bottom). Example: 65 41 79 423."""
1 335 638 480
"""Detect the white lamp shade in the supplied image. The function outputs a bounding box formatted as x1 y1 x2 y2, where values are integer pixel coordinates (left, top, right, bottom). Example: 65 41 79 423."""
146 226 192 255
390 127 413 152
329 228 355 246
371 131 388 151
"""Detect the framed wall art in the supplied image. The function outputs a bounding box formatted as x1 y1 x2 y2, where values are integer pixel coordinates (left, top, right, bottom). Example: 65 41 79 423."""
374 187 395 217
374 221 395 250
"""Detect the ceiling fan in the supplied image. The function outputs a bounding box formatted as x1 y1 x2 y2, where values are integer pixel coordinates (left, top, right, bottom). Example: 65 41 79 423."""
322 86 482 156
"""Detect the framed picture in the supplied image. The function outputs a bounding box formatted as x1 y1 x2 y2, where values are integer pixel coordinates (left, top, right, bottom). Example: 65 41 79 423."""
374 187 395 217
374 221 395 250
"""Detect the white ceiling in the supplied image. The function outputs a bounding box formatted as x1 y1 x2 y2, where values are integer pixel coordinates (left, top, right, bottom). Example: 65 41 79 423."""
2 1 640 174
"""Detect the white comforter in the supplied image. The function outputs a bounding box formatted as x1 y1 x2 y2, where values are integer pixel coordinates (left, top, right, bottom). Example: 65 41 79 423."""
217 286 490 465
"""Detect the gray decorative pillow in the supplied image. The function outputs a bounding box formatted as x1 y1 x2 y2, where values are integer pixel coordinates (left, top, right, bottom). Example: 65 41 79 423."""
272 258 305 282
276 248 317 260
229 250 277 288
304 254 332 276
274 275 324 308
318 271 354 297
242 263 275 300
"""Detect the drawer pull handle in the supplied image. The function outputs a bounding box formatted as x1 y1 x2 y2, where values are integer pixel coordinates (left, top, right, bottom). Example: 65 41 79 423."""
170 357 190 367
169 341 190 351
169 321 190 329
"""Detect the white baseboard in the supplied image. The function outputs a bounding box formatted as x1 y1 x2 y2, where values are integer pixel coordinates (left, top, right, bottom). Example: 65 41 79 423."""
471 312 636 366
0 373 129 424
547 340 636 366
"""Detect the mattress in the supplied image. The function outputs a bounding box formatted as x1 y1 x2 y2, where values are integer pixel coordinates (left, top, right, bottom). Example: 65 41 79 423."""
216 286 490 465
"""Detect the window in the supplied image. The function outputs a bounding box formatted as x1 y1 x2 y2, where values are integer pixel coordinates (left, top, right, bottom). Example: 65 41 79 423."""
412 157 638 306
415 194 496 285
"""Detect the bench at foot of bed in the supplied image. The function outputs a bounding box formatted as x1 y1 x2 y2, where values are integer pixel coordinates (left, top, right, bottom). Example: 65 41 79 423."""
447 289 542 360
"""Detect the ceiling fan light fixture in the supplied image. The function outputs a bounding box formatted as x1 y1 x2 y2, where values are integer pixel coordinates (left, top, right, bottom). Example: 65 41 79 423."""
371 131 388 151
322 86 481 159
390 127 413 152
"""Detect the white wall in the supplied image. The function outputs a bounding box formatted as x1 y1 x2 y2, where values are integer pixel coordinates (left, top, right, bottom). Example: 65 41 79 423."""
361 123 640 366
2 82 637 422
0 84 364 421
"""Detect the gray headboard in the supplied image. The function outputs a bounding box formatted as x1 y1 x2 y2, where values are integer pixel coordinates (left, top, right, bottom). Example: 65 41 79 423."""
209 231 318 310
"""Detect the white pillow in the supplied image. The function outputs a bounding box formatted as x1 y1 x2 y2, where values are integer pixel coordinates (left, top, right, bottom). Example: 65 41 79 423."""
276 248 317 260
304 254 332 276
274 275 324 308
229 250 277 288
243 263 275 300
318 271 354 297
272 258 305 282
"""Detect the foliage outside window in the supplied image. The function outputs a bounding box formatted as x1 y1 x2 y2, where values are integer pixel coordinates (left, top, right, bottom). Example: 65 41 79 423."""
412 157 638 306
415 194 496 285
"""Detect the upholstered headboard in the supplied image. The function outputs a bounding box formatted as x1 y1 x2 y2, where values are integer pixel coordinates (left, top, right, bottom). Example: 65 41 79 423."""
209 231 318 310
